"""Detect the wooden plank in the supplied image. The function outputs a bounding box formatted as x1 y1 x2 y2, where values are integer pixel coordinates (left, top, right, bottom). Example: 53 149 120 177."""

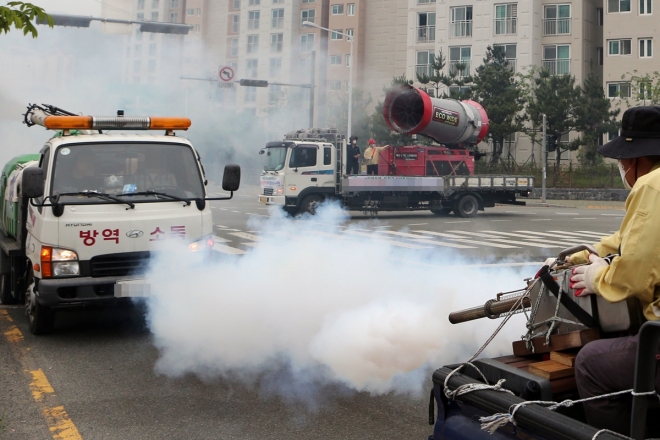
550 376 577 395
512 328 601 356
493 355 530 365
528 360 575 380
550 351 578 367
509 359 538 369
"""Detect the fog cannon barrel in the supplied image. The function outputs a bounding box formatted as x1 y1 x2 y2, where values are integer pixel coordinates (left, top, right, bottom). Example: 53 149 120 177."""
383 85 489 145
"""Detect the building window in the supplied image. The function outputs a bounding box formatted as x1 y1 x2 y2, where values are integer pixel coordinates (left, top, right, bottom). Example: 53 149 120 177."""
151 11 158 20
134 60 141 71
230 38 239 57
331 29 343 40
345 28 354 39
231 14 240 33
597 7 603 24
449 46 471 77
273 0 283 3
245 87 257 103
597 46 603 65
607 0 631 12
494 3 517 35
417 0 436 3
417 12 436 43
170 12 178 23
186 8 194 15
272 9 284 28
543 4 571 35
450 6 472 38
543 44 571 75
328 80 342 91
152 0 159 8
330 55 342 65
269 85 283 104
135 44 142 54
248 11 260 29
640 0 652 14
493 43 517 71
416 50 433 77
302 0 315 2
137 12 144 20
331 4 344 15
301 33 315 51
148 59 156 73
149 42 157 56
269 57 282 77
247 35 259 53
347 3 355 15
448 85 472 98
233 0 241 9
345 54 351 66
640 38 653 57
247 59 258 78
196 8 201 15
170 0 178 7
607 82 631 98
301 9 315 25
608 39 632 55
137 0 145 10
270 33 283 53
194 24 200 32
248 0 260 5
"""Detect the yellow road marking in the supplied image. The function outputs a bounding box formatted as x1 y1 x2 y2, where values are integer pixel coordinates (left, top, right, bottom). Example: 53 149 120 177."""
0 310 83 440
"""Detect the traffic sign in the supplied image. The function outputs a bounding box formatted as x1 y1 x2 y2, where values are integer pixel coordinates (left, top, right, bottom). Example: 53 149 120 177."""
219 66 235 82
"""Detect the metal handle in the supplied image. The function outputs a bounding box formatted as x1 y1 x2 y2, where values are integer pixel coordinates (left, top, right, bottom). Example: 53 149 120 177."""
556 244 598 263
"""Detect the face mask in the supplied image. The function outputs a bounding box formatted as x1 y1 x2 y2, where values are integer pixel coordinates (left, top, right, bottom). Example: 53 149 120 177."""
618 160 633 190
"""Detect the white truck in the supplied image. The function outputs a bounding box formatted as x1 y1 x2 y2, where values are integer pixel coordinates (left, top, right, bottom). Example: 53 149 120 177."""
0 104 240 334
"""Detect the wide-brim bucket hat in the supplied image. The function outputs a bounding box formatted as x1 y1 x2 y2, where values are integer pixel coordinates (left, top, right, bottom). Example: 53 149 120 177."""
598 105 660 159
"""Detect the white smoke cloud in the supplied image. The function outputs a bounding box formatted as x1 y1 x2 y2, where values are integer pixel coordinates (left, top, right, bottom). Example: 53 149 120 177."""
145 202 531 397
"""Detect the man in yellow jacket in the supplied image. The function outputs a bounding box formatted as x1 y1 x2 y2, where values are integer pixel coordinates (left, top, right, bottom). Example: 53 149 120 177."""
567 105 660 435
363 139 389 175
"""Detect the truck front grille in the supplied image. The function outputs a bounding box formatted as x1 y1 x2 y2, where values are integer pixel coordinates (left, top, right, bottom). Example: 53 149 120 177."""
90 252 151 277
263 188 274 196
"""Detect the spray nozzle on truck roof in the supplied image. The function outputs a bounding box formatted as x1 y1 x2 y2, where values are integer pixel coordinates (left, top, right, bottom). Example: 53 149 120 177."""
23 104 191 132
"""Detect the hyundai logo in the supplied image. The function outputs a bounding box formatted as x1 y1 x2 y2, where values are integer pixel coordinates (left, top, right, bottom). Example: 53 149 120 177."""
126 229 144 238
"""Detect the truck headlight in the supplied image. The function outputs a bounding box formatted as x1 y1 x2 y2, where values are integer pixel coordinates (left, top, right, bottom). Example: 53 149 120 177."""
41 246 80 278
188 235 215 253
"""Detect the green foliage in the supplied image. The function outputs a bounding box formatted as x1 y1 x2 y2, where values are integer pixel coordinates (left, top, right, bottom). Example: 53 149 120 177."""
519 66 584 169
471 46 525 164
620 70 660 105
576 71 620 166
415 50 472 99
0 2 52 38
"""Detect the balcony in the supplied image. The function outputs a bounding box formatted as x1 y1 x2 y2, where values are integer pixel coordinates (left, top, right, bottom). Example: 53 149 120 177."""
494 18 517 35
449 61 471 77
505 59 516 72
543 18 570 36
542 59 571 75
417 26 436 43
416 65 434 78
449 20 472 38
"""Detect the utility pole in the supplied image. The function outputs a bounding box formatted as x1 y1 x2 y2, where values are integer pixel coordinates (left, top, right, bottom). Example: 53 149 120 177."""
542 113 547 204
309 50 316 129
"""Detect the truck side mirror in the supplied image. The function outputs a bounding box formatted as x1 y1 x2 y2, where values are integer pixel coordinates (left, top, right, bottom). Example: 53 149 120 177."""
222 164 241 192
21 167 45 199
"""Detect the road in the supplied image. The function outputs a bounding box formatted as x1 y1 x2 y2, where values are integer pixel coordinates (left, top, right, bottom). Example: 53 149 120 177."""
0 185 625 440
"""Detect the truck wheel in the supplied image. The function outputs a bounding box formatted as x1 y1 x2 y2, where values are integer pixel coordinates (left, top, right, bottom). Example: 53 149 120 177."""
454 194 479 218
283 206 298 216
430 207 453 216
0 273 16 305
301 195 323 215
25 270 55 335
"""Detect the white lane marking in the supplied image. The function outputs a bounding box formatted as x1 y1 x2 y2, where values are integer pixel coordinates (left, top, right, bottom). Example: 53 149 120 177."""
406 223 428 226
212 235 231 243
491 220 511 222
576 230 613 236
530 219 552 221
505 211 538 215
601 213 625 216
555 212 577 215
549 230 608 238
410 238 477 249
414 230 519 248
447 230 561 248
573 218 597 220
217 228 241 232
241 242 258 247
258 207 270 210
394 258 544 269
480 230 582 246
378 230 433 239
372 225 392 229
213 244 246 255
215 225 228 229
231 211 241 213
342 230 431 249
228 232 261 241
445 221 472 224
514 230 585 243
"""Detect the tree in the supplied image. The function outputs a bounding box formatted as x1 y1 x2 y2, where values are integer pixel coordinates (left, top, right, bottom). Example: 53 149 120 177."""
416 50 473 99
471 46 525 164
520 67 583 170
620 70 660 106
575 71 620 166
0 2 52 37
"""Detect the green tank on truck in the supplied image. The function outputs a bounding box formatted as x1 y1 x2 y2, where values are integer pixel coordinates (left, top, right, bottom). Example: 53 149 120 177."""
0 154 40 239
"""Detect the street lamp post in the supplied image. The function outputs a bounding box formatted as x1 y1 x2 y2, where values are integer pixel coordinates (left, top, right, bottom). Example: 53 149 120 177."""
302 21 353 139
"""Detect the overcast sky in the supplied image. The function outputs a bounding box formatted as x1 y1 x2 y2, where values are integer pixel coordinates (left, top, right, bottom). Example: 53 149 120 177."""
30 0 102 16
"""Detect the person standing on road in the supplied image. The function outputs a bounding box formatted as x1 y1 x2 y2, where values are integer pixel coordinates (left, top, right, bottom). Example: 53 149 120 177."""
553 105 660 436
346 136 361 175
363 139 389 176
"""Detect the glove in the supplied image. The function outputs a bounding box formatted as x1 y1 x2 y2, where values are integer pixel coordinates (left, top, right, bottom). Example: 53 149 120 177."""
570 254 609 297
534 256 572 279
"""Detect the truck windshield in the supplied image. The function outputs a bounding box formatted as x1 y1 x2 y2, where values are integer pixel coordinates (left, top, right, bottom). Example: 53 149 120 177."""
263 147 288 171
51 143 204 202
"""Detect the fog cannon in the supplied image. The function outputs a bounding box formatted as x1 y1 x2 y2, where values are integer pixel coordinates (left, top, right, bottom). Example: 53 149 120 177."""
383 85 489 145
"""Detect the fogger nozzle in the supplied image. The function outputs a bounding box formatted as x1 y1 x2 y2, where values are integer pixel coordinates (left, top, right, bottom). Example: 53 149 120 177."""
449 296 531 324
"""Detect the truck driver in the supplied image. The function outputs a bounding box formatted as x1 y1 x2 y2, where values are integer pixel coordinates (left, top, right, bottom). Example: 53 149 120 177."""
562 105 660 436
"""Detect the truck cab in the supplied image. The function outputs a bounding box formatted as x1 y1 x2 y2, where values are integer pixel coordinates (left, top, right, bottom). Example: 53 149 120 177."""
0 107 240 334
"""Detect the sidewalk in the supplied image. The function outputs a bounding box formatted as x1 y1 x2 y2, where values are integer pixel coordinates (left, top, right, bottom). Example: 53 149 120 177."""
525 199 626 210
